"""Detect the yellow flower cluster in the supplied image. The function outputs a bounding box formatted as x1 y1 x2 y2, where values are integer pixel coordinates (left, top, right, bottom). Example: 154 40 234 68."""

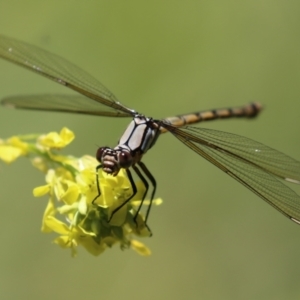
0 128 162 257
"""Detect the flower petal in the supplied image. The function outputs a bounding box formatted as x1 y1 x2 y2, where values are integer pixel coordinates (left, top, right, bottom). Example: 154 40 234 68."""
33 185 50 197
38 127 74 148
44 216 70 235
0 145 23 163
131 240 151 256
60 181 79 204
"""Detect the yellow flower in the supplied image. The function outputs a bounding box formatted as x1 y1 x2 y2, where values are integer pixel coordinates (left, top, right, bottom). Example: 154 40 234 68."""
0 136 28 163
1 128 162 257
38 127 75 149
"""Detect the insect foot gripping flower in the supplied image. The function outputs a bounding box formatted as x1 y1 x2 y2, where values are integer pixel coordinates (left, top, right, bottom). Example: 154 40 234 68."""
0 127 163 257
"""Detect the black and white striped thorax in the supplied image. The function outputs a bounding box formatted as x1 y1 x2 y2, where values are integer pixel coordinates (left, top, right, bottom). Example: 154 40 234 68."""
96 114 161 175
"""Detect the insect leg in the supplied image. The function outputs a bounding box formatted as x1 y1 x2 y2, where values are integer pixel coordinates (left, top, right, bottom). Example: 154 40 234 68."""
132 164 152 235
107 168 137 221
92 164 102 204
137 161 156 224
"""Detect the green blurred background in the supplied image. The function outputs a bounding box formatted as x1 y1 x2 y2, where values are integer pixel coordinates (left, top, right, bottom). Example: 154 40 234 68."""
1 1 300 299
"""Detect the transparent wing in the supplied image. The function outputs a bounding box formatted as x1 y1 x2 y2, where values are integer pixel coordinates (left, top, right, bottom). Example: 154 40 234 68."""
163 124 300 223
0 35 133 116
1 94 131 117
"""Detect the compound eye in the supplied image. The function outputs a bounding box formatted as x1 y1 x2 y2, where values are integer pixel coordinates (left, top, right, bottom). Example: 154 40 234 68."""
96 147 109 163
118 151 132 168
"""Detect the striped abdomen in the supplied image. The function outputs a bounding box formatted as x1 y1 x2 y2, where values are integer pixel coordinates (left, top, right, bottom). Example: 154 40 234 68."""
160 102 262 133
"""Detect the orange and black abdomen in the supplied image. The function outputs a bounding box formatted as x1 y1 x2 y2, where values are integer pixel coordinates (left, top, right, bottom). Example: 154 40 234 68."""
160 102 262 132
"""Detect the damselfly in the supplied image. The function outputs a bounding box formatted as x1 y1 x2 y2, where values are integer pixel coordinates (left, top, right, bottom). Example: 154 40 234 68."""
1 35 300 230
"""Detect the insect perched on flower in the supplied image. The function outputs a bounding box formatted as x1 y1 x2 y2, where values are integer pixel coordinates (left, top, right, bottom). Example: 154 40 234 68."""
1 34 300 247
